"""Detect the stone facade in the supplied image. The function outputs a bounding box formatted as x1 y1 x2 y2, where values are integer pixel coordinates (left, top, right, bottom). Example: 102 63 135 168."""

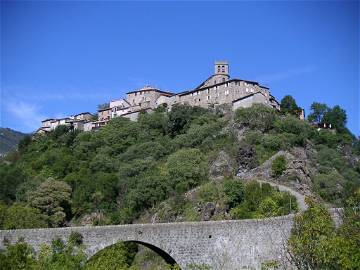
74 112 92 121
98 108 111 121
126 87 173 110
169 79 279 110
37 61 280 134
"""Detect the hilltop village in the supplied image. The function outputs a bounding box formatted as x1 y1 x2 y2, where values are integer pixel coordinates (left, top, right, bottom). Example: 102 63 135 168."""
37 62 283 134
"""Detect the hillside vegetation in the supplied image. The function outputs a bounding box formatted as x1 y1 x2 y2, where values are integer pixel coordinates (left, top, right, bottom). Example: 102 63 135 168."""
0 127 27 156
0 101 359 230
0 99 360 270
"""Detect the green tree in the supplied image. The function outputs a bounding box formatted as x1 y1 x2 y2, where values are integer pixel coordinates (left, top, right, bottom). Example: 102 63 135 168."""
165 148 208 193
323 105 347 132
288 199 335 270
3 203 47 229
0 164 26 203
27 179 72 227
167 105 209 136
307 102 329 124
235 104 278 132
0 238 37 270
280 95 300 116
18 135 32 153
288 197 360 269
85 242 138 270
36 234 86 270
223 179 244 208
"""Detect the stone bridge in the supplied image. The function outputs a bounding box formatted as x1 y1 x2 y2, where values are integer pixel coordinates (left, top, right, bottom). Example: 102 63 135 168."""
0 210 341 270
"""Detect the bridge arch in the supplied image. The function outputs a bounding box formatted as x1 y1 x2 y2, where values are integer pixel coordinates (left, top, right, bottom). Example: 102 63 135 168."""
128 240 178 266
87 239 179 268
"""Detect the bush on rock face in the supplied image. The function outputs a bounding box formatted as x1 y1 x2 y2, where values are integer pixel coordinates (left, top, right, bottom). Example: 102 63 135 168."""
165 148 208 193
235 104 278 132
271 155 287 177
223 179 245 208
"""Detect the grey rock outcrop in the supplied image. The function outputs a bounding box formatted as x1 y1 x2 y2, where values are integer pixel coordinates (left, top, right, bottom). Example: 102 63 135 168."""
236 144 257 175
201 202 216 221
209 151 234 178
238 147 315 198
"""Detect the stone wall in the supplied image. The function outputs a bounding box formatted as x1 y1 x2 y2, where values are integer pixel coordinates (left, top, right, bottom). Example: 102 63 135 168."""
0 215 296 270
0 209 343 269
232 92 270 110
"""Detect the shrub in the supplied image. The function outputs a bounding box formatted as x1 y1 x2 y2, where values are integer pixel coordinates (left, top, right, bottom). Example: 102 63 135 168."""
173 121 223 149
312 170 346 205
288 199 335 269
235 104 278 132
0 238 37 270
165 148 208 193
85 242 137 270
69 231 83 246
274 115 312 146
198 182 219 203
271 155 287 177
0 164 26 203
167 105 210 136
223 179 245 208
3 203 47 229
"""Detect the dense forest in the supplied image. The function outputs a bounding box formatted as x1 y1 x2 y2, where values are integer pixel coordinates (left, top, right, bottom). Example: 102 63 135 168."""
0 97 359 269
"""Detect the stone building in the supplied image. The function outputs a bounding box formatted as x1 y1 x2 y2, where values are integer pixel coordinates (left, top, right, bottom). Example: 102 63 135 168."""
168 61 279 110
37 61 280 133
73 112 93 121
126 86 174 110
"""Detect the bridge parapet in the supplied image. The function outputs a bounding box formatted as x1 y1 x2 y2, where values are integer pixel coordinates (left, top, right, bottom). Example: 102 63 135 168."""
0 210 342 270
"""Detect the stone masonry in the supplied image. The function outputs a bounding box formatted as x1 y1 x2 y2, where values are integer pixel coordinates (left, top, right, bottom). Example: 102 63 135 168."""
0 210 342 270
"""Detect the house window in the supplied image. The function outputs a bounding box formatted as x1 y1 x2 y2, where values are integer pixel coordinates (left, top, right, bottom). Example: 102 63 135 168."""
225 90 229 95
222 78 226 82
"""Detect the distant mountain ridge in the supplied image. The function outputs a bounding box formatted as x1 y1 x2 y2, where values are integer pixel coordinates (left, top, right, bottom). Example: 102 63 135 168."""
0 127 27 156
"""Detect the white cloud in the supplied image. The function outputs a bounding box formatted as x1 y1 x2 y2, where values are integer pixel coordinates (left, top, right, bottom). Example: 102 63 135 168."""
4 100 46 131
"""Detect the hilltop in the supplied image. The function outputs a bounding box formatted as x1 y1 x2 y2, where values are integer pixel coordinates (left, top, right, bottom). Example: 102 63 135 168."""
0 127 27 157
0 101 359 269
1 101 359 226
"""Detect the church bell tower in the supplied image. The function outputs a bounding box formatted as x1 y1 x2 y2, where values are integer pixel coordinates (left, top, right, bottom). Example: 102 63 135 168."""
215 61 229 75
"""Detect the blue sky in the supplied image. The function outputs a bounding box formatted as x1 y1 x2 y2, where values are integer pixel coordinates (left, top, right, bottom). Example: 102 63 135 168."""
1 1 359 135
